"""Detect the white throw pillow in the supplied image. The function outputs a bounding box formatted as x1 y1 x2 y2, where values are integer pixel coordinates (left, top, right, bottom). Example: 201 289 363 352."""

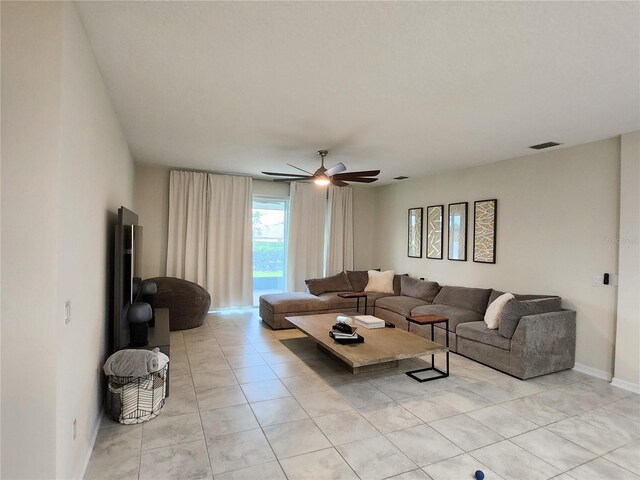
484 292 515 329
364 269 395 294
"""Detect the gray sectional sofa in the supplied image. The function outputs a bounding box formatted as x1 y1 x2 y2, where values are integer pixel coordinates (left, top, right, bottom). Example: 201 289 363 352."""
259 271 396 329
259 271 576 379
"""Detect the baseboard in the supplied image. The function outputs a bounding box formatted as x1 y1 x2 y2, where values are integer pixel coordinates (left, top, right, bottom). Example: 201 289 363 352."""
78 409 104 479
611 377 640 394
573 363 612 381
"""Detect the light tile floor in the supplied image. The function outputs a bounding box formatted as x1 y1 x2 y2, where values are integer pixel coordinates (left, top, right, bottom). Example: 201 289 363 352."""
86 309 640 480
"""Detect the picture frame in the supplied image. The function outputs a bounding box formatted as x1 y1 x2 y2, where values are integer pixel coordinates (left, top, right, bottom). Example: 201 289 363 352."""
426 205 444 259
448 202 468 261
473 199 498 264
407 207 423 258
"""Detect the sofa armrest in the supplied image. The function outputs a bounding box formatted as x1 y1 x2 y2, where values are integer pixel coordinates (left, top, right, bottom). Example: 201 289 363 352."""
510 309 576 378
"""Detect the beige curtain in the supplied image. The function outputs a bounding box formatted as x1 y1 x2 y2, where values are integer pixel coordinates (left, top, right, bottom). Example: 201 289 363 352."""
166 170 253 308
287 182 327 291
325 186 354 275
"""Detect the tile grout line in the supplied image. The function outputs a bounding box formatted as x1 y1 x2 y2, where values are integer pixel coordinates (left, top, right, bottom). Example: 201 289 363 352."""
214 313 290 479
89 310 640 479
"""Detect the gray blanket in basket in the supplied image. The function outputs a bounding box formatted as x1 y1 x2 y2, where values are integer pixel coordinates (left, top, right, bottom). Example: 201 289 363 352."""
104 348 163 377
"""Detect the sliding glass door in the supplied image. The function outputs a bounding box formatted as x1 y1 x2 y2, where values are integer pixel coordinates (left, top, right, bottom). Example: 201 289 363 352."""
252 198 288 306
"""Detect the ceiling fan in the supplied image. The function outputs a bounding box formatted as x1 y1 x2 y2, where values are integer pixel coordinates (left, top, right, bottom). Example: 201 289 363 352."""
262 150 380 187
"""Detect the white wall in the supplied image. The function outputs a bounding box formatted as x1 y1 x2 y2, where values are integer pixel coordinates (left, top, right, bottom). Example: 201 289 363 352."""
613 131 640 391
134 163 170 279
56 3 134 478
373 138 621 377
2 3 63 477
353 187 377 270
1 2 134 478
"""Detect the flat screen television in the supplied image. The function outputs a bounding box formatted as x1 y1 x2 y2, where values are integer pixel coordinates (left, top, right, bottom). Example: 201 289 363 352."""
113 206 143 353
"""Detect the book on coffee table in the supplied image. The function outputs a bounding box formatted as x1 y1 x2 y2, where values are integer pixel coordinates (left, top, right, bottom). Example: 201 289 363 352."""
331 328 358 339
354 315 385 329
329 330 365 344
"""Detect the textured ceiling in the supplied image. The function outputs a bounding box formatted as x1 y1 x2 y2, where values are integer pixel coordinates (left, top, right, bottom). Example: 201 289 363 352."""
77 1 640 185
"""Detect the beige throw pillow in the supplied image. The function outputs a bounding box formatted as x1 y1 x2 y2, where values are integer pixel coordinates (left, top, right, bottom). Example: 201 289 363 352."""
484 292 514 329
364 269 395 294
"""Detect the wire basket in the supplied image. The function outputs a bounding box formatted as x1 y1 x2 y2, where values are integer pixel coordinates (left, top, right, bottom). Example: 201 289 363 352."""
107 366 167 425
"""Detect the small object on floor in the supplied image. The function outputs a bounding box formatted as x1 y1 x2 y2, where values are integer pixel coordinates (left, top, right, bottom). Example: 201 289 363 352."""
475 470 485 480
385 322 395 328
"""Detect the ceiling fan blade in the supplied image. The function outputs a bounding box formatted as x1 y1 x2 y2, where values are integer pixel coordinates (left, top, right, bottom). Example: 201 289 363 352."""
272 176 314 182
262 172 312 177
325 162 347 177
339 177 378 183
286 163 314 175
330 179 349 187
333 170 380 178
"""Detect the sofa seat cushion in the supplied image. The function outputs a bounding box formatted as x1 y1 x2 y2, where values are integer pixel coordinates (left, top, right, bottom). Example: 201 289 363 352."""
456 321 512 351
259 293 326 314
375 296 430 317
433 286 492 315
410 304 483 331
317 292 359 309
365 292 395 303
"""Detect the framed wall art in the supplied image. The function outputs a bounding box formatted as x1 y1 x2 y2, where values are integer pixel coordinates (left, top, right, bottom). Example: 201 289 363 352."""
448 202 468 261
426 205 444 259
407 207 423 258
473 199 497 264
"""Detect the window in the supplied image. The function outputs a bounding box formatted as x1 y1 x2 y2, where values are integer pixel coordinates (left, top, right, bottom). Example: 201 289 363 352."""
252 198 288 305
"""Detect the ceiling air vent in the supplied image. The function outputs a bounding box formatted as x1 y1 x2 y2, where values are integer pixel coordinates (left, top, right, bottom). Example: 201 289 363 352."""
393 176 409 180
529 141 561 150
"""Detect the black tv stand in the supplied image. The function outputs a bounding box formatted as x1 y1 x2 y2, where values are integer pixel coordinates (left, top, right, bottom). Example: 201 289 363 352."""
129 308 170 396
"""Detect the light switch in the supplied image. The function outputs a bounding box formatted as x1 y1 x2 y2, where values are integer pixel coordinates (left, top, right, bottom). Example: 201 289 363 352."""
592 275 604 287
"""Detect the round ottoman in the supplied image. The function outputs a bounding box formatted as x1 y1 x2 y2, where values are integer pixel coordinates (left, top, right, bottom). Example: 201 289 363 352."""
145 277 211 331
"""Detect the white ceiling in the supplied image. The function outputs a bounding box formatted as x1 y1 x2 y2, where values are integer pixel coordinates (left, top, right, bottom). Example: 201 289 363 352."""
77 1 639 185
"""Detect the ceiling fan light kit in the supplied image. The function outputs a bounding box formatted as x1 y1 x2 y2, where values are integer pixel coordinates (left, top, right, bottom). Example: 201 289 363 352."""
314 177 331 186
262 150 380 187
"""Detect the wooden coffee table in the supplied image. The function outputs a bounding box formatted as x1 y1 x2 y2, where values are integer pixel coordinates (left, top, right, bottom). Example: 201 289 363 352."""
285 313 447 375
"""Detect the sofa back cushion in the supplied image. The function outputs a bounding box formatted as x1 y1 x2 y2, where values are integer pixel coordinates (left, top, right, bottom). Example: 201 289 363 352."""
433 286 492 315
305 272 353 296
400 277 441 302
346 269 379 292
489 289 558 306
498 297 563 338
394 274 409 296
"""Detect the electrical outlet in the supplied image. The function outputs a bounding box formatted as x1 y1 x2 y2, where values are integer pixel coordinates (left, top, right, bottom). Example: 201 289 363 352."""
64 301 71 324
72 419 77 441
